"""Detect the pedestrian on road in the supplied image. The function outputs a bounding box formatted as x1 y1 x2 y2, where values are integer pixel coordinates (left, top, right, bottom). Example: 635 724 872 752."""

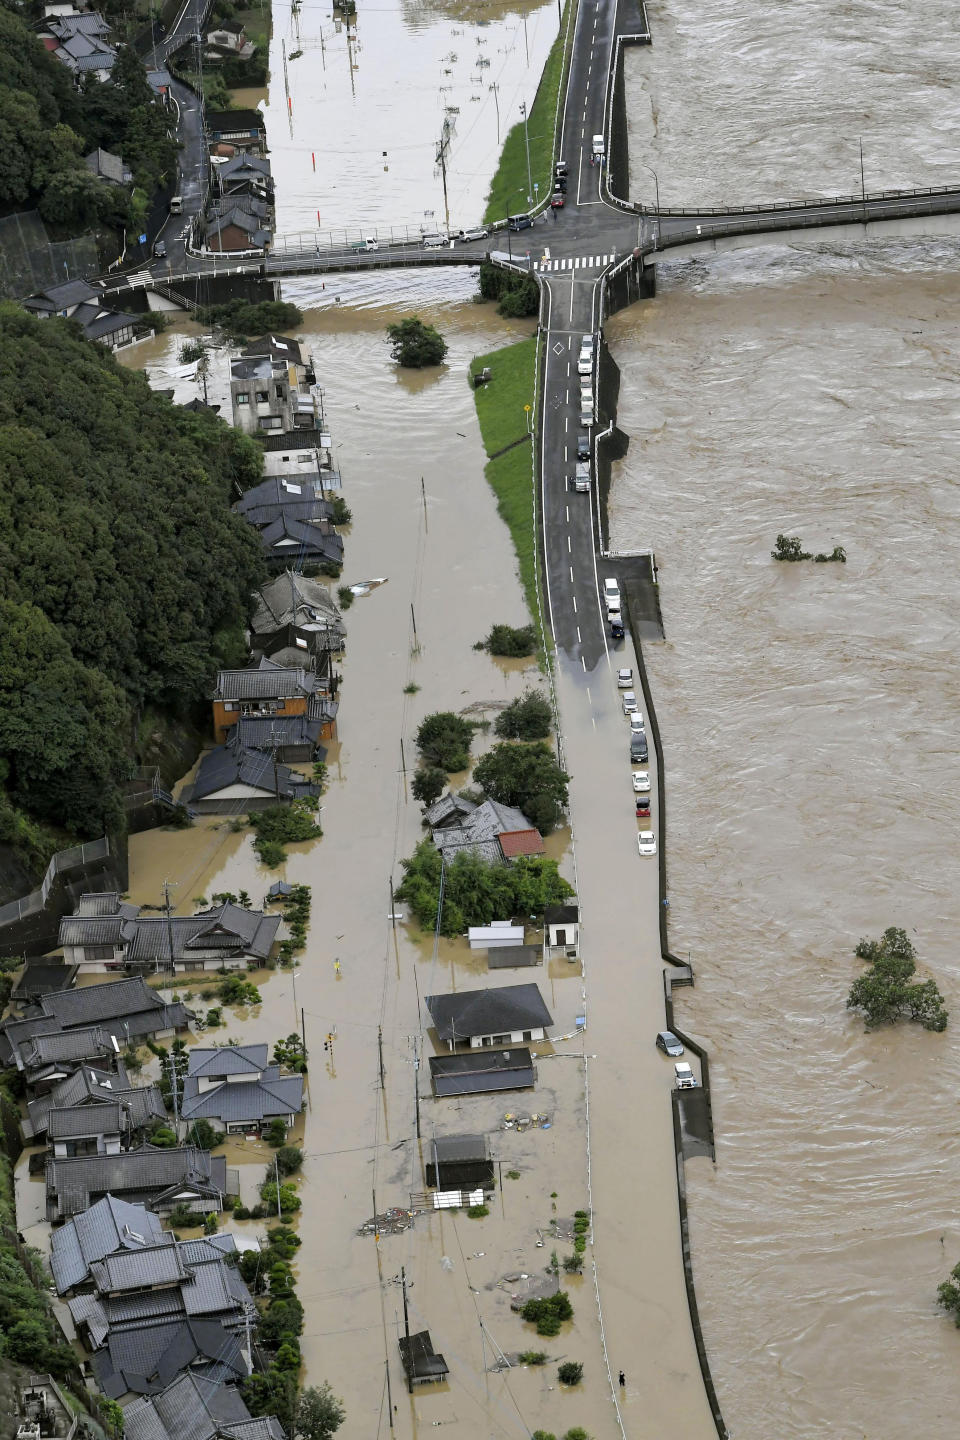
619 1370 626 1387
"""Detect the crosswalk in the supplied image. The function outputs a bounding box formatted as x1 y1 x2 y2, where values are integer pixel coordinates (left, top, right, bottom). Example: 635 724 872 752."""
536 253 617 272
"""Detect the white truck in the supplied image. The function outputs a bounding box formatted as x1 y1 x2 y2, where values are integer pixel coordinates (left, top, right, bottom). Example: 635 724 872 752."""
573 462 591 493
592 134 605 159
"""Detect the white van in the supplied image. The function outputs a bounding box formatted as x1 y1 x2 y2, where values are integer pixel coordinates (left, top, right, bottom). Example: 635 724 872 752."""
592 134 605 158
421 233 448 249
169 195 183 215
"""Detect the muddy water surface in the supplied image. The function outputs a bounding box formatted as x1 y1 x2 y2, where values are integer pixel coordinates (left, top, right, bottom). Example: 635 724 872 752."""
607 240 960 1437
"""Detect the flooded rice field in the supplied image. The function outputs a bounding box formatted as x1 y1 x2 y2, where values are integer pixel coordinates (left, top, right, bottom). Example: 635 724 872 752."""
264 0 558 234
624 0 960 208
608 238 960 1436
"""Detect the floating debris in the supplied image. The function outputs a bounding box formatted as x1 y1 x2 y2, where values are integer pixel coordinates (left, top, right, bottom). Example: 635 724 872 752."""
356 1206 419 1236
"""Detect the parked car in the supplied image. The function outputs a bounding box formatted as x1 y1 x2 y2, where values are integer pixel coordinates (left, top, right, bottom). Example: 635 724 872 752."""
603 577 620 606
631 734 648 763
592 134 605 157
351 236 379 251
674 1062 698 1089
458 226 489 242
579 407 594 429
550 191 565 209
656 1030 684 1057
580 334 594 354
577 432 590 461
153 240 166 258
580 386 594 410
608 609 623 632
421 233 448 248
577 355 593 376
632 770 650 792
554 174 568 193
635 795 651 818
617 668 633 688
508 214 533 231
637 830 657 856
610 618 625 640
573 462 590 493
555 159 569 177
629 712 645 733
621 690 638 715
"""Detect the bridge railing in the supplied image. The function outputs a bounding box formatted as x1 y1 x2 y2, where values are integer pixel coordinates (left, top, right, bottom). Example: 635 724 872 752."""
654 190 960 249
637 182 960 219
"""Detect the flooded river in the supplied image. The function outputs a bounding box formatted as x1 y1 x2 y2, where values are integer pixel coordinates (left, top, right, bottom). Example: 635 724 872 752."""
614 3 960 1428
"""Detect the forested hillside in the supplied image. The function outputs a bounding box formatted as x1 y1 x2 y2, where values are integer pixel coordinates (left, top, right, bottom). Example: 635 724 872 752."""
0 3 177 232
0 304 265 842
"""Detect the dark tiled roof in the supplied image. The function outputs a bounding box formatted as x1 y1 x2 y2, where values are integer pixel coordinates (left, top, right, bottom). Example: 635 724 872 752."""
50 1194 166 1294
27 1072 164 1140
190 743 318 803
257 513 343 565
124 906 280 965
180 1069 303 1124
206 108 266 134
10 959 78 1000
90 1240 188 1294
91 1316 245 1398
188 1045 267 1077
40 978 163 1027
121 1373 264 1440
426 984 552 1043
544 903 579 924
24 1027 113 1068
46 1147 226 1218
213 659 319 701
232 714 324 752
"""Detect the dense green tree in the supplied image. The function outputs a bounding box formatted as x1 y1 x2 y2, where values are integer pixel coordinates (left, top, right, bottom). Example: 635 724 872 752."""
495 690 552 740
411 766 447 806
473 741 569 833
479 622 538 657
386 316 448 368
415 711 476 772
847 927 948 1032
395 838 573 936
243 1367 298 1432
295 1383 346 1440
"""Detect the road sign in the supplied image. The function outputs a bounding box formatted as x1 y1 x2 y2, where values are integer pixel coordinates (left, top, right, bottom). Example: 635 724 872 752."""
138 234 147 244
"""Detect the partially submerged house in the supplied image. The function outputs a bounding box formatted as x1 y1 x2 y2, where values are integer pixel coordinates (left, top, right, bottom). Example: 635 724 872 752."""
249 569 346 670
425 1135 494 1190
57 897 281 974
253 511 344 573
50 1194 167 1295
232 713 327 764
428 1048 536 1098
211 657 337 745
45 1145 232 1223
545 902 580 956
93 1314 247 1400
425 984 553 1050
235 474 335 531
186 743 321 815
425 795 544 865
205 207 271 253
22 281 144 349
229 351 318 435
398 1331 448 1388
26 1063 165 1143
48 1101 126 1158
180 1045 304 1135
9 958 78 1004
205 108 267 155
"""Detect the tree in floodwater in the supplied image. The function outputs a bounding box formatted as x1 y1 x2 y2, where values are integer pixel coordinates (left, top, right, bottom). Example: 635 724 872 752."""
937 1261 960 1326
772 534 811 561
386 316 448 368
846 927 948 1032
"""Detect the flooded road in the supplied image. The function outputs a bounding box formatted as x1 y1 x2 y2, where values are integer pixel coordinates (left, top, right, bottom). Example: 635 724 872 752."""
607 239 960 1436
624 0 960 208
263 0 558 234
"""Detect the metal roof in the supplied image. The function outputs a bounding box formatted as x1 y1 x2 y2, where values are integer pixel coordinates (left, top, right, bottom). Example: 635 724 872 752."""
430 1134 490 1164
190 743 319 803
48 1101 124 1139
544 903 579 923
429 1048 535 1097
425 984 553 1043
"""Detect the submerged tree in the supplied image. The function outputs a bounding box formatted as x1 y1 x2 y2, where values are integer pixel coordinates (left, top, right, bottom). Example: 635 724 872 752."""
386 316 448 368
847 927 948 1032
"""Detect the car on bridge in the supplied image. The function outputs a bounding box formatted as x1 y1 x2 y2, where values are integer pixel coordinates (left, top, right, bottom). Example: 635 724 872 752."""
421 233 449 249
458 227 489 243
508 214 533 232
638 830 657 857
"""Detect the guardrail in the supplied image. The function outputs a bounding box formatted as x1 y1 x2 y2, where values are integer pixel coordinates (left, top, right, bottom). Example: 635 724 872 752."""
651 190 960 251
641 181 960 219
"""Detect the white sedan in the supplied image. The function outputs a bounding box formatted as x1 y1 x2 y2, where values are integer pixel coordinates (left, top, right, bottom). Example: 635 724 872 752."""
617 668 633 689
637 831 657 856
622 691 638 715
632 770 650 793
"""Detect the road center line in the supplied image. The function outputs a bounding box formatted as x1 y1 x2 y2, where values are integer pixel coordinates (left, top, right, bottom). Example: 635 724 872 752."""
577 626 582 641
567 535 572 553
569 566 575 583
572 595 577 612
565 506 570 522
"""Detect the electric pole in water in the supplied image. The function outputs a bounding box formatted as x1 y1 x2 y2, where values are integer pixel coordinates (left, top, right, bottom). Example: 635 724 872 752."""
519 101 533 205
436 119 452 236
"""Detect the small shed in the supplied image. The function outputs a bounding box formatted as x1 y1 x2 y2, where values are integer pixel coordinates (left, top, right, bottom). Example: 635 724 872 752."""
429 1048 535 1097
487 945 541 970
10 960 79 1004
545 902 579 952
468 923 524 951
425 1134 494 1190
265 881 295 904
398 1331 448 1387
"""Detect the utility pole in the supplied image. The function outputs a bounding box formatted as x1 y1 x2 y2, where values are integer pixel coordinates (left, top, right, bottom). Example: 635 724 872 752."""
519 102 533 206
401 1266 412 1393
378 1024 385 1090
410 603 419 653
385 1358 394 1431
436 120 451 236
274 1154 282 1218
489 82 500 144
389 875 397 931
162 879 176 975
168 1052 180 1129
301 1005 307 1060
859 135 867 224
412 1035 421 1139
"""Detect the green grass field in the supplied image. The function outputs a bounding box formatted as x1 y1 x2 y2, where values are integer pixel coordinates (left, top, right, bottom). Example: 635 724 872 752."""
483 0 575 224
470 338 540 622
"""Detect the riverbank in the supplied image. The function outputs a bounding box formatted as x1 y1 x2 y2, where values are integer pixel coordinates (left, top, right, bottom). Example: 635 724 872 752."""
470 336 540 622
483 0 577 222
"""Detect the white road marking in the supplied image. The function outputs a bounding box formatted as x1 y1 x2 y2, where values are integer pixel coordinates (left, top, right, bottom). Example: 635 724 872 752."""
582 656 587 671
577 626 582 641
565 506 570 522
570 566 575 583
572 595 578 612
567 535 572 553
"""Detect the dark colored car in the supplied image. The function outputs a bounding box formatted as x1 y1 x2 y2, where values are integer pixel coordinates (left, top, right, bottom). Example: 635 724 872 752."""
630 735 649 763
611 620 625 640
153 240 166 258
550 192 565 209
635 796 651 818
508 214 533 231
577 433 590 461
656 1030 684 1057
554 174 568 193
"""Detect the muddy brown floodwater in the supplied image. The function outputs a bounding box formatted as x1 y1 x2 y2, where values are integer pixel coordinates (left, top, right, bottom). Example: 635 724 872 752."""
123 286 640 1436
607 241 960 1437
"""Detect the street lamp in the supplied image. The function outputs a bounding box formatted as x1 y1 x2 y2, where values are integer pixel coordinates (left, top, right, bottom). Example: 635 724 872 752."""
519 101 533 207
635 160 660 249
